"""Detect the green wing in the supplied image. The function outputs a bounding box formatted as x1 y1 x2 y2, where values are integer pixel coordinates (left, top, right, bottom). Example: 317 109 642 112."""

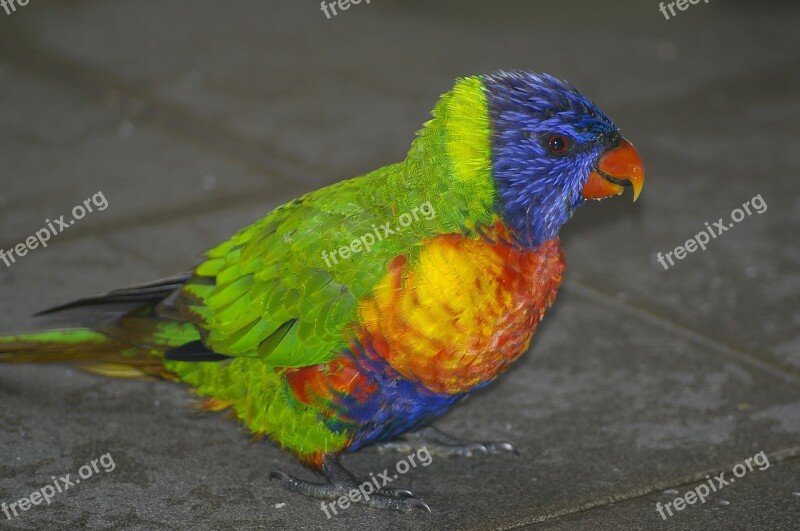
176 77 498 369
179 164 431 367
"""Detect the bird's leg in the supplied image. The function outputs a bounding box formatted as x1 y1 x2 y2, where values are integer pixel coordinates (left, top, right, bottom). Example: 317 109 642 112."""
377 425 519 457
269 455 431 512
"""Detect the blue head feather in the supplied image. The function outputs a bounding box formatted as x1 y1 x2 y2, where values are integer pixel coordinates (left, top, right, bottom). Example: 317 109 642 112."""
483 71 619 248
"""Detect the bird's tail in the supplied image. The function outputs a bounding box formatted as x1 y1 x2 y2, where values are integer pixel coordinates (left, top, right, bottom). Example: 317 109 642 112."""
0 329 120 363
0 328 173 379
0 272 204 378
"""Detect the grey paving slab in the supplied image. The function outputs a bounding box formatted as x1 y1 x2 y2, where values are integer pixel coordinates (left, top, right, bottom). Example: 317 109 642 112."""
2 270 800 529
562 52 800 373
534 455 800 531
0 1 797 530
0 61 292 247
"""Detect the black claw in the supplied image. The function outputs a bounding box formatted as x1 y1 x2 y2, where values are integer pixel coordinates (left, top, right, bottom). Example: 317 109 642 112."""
367 494 431 512
407 498 432 513
381 487 415 498
467 443 489 455
376 426 519 460
270 456 433 512
486 441 519 456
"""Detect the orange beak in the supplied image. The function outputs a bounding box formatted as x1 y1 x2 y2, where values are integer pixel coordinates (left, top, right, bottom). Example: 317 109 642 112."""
582 137 645 202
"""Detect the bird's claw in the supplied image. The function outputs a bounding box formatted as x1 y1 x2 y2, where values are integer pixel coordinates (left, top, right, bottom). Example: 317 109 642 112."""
433 440 517 457
456 443 489 457
377 426 519 458
269 458 433 513
485 441 520 456
405 497 432 513
367 493 431 512
380 487 415 498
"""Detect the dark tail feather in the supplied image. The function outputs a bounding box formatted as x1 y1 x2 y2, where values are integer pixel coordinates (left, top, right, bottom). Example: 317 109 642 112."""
34 272 192 316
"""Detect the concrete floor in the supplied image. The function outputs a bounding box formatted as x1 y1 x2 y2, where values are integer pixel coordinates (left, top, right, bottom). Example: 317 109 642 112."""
0 1 798 529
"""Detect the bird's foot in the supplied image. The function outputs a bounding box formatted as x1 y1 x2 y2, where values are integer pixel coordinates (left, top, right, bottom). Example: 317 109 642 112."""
377 426 519 457
269 456 430 513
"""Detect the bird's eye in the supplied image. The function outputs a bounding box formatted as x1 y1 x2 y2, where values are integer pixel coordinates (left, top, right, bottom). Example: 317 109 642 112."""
547 134 570 155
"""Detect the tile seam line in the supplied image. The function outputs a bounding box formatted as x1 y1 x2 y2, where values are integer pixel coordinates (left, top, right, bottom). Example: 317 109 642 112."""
495 446 800 529
0 25 331 185
564 280 800 384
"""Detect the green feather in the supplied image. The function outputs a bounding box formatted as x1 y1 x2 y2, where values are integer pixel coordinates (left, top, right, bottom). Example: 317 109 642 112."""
172 77 496 379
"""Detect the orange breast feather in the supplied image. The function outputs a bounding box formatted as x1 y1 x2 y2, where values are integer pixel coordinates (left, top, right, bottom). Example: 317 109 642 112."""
358 226 565 395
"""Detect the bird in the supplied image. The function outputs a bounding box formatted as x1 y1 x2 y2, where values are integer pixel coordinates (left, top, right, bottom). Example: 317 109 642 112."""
0 71 644 512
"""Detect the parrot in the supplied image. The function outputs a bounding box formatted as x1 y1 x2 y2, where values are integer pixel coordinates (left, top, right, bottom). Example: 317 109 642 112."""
0 71 644 512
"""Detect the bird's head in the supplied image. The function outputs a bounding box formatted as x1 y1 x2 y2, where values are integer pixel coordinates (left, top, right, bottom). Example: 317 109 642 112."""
482 71 645 247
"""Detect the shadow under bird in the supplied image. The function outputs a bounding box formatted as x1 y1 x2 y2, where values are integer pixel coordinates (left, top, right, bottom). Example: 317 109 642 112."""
0 71 645 512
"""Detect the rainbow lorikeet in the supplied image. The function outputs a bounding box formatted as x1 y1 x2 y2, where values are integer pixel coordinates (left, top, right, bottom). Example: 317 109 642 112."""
0 72 644 512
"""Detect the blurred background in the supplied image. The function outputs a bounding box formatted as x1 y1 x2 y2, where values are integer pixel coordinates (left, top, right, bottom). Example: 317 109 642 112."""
0 1 798 529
